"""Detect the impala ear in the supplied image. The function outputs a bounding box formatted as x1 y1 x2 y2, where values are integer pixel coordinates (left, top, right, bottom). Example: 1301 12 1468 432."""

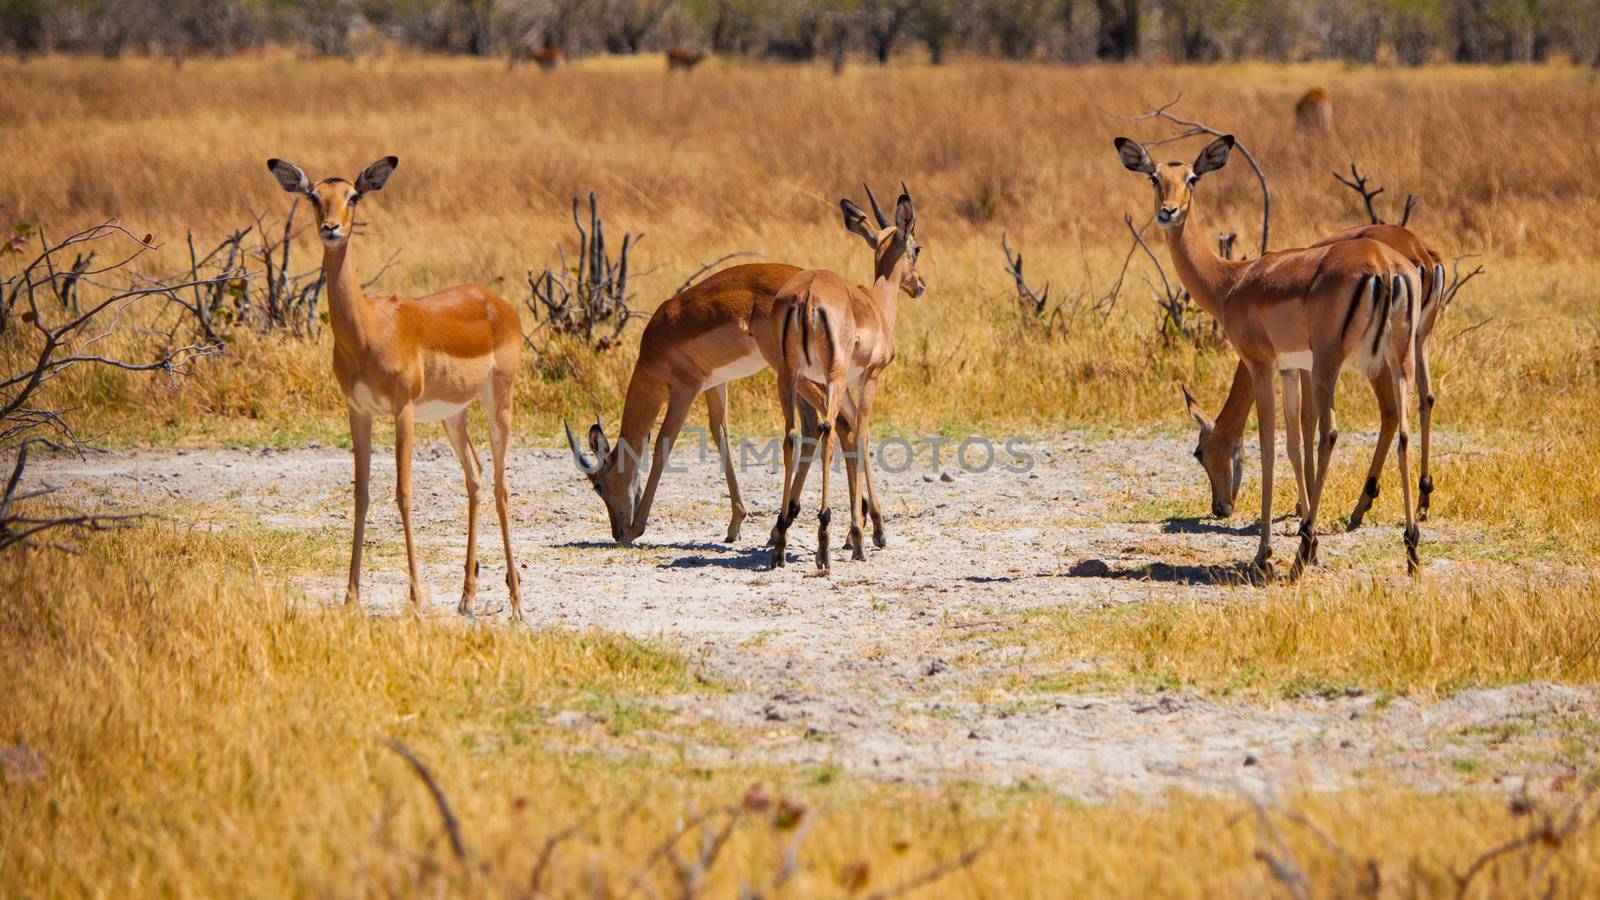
565 419 598 475
1114 138 1156 175
1181 384 1215 433
1192 135 1234 177
355 155 399 194
588 420 611 461
840 199 877 246
267 158 310 195
894 191 915 236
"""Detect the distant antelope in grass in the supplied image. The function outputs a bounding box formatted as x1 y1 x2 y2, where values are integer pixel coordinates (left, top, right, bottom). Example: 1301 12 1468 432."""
666 48 706 71
770 185 924 573
1295 88 1333 130
1184 224 1447 531
266 157 525 620
1115 136 1422 577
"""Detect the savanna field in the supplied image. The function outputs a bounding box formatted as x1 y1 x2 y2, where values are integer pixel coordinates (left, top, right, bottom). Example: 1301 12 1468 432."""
5 53 1600 896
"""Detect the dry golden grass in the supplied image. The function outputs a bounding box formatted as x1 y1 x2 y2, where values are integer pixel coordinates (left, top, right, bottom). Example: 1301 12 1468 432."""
5 56 1600 896
4 520 1599 897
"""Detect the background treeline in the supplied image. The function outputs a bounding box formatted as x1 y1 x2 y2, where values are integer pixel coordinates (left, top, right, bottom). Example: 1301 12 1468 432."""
2 0 1598 65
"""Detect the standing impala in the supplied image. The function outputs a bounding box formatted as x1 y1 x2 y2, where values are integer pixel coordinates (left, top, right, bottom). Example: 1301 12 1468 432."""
770 187 923 573
566 186 905 552
1183 224 1446 531
266 157 524 619
1115 136 1422 576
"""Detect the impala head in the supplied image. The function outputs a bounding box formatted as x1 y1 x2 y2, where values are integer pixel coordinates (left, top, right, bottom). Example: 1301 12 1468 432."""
566 417 642 545
1114 135 1233 230
841 182 924 298
266 156 398 248
1182 384 1242 518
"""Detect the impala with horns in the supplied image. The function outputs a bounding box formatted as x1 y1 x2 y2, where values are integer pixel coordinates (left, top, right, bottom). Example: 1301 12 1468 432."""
1184 224 1446 531
1115 135 1423 577
769 185 923 573
566 186 909 549
266 156 525 619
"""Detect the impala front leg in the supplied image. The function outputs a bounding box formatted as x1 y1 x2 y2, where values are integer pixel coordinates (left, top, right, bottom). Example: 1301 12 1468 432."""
1251 367 1276 579
441 411 481 617
346 407 373 608
705 385 745 543
394 402 426 610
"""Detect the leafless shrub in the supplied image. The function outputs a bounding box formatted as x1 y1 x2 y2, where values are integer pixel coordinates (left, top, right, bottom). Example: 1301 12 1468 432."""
378 742 987 898
524 192 645 364
1442 252 1485 311
1121 214 1223 350
1332 161 1418 227
1 221 229 552
1000 232 1099 338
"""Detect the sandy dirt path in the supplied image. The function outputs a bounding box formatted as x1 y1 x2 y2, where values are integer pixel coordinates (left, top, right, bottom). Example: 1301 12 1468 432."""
28 433 1600 801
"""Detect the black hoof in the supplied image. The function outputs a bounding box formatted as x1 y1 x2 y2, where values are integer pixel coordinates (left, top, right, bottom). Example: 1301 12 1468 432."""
1404 525 1421 575
872 530 887 550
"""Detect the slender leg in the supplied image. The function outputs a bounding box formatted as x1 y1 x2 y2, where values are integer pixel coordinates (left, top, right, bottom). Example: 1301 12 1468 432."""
770 366 802 568
393 402 425 610
1348 367 1399 530
1280 370 1308 534
484 374 523 620
1415 341 1435 521
1394 369 1421 574
1297 370 1316 520
441 410 482 617
1293 365 1341 580
345 407 373 608
850 376 883 559
624 388 696 545
840 411 866 562
771 382 825 553
1250 366 1276 578
705 386 745 543
813 377 845 574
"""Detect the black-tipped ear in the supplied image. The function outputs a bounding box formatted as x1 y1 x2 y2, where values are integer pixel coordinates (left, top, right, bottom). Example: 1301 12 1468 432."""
1114 138 1156 175
1193 135 1234 177
267 158 311 195
588 422 611 460
355 156 399 194
894 192 915 235
840 199 877 245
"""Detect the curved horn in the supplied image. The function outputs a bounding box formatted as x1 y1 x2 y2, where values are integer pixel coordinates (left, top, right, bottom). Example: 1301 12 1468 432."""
565 418 596 473
900 180 911 202
863 182 890 229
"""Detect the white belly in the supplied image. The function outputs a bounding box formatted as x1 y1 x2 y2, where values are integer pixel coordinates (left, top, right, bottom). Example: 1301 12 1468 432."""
1276 350 1313 372
350 381 392 415
699 350 767 390
414 398 471 423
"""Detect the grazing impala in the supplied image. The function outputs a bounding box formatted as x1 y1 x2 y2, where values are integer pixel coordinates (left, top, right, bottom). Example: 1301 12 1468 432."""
770 186 924 573
1115 136 1423 576
1184 224 1447 530
566 267 873 549
266 157 524 619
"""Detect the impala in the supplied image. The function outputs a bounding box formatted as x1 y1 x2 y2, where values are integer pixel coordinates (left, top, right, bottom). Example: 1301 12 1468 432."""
770 186 924 573
1115 135 1423 576
566 259 882 550
267 156 525 619
1184 224 1446 530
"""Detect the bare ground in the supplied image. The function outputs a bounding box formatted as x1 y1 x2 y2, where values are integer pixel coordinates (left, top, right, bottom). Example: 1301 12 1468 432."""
28 432 1600 801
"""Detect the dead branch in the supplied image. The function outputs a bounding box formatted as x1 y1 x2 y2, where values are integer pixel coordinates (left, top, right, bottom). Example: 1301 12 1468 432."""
525 193 646 364
673 250 762 296
863 842 988 900
1110 93 1273 256
1442 253 1485 310
1332 162 1418 227
0 441 146 552
384 739 468 864
529 825 581 894
1001 232 1050 316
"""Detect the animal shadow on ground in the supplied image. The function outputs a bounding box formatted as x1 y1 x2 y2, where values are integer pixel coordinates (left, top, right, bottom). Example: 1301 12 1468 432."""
657 542 780 571
1159 516 1260 536
1066 558 1260 586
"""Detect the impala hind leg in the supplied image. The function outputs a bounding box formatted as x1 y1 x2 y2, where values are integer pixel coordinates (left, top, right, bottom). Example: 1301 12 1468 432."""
1293 364 1341 580
484 373 523 621
1393 373 1421 575
394 403 426 611
345 407 373 608
441 411 482 617
705 386 744 543
770 366 803 568
1415 342 1435 521
1348 367 1400 530
1281 370 1309 536
812 379 845 574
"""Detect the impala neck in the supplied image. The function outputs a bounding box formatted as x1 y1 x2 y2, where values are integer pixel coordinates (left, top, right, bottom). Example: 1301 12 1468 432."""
1162 207 1244 319
320 241 375 351
869 241 910 332
1215 361 1255 445
614 374 660 481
